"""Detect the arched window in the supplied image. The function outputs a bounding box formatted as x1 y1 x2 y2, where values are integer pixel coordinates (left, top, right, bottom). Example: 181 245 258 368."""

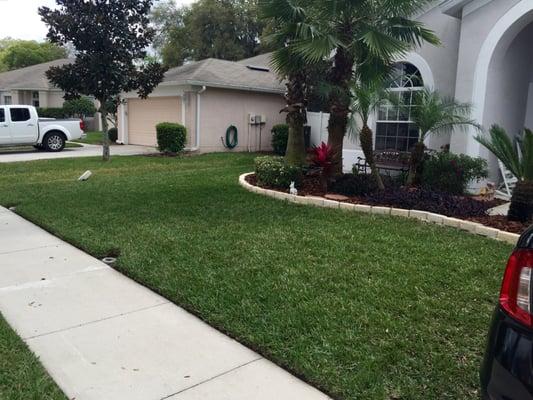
375 62 423 152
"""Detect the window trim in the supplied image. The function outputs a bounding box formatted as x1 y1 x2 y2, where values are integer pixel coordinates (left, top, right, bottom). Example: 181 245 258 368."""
374 63 423 152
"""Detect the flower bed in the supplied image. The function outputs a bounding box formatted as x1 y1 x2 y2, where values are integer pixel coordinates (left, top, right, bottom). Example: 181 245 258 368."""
244 173 528 236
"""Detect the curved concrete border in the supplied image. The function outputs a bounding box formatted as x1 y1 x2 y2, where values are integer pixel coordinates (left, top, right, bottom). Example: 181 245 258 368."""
239 173 520 245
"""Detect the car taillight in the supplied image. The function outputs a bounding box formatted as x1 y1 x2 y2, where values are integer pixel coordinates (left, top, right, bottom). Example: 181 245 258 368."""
80 120 85 131
500 249 533 328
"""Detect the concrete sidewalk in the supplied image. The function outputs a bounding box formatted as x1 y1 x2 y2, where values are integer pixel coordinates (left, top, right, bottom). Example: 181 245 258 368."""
0 207 330 400
0 144 156 163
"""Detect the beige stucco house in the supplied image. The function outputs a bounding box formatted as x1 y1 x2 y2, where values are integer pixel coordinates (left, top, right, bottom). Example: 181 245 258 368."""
118 53 286 152
0 59 71 108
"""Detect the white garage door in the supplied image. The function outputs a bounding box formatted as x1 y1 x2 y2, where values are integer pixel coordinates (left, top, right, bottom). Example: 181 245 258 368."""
127 97 182 146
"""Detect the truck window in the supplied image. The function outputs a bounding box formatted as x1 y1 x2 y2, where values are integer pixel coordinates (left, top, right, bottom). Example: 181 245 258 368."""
10 108 31 122
0 109 4 123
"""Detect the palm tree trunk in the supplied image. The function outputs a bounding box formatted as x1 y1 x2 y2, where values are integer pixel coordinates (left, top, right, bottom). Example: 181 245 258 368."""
407 141 426 186
286 112 306 166
327 111 347 175
508 180 533 222
327 46 355 176
284 73 307 166
360 124 384 190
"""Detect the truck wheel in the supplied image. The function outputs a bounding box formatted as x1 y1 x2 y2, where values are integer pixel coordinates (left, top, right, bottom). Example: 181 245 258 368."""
43 132 66 152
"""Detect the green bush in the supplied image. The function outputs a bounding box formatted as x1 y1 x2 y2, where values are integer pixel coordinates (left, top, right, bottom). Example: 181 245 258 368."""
37 107 67 119
156 122 187 153
422 152 488 195
254 156 301 189
271 124 289 155
63 97 97 118
108 128 118 142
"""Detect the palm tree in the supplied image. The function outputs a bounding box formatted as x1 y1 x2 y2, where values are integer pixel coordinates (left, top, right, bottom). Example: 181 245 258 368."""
260 0 313 166
407 88 480 185
350 72 390 190
476 126 533 222
295 0 440 174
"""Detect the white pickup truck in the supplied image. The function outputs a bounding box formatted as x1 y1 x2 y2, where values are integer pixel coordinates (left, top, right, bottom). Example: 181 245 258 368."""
0 105 85 152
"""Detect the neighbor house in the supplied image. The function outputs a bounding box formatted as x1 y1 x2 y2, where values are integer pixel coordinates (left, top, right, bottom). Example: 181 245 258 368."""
117 53 286 152
338 0 533 181
0 58 102 130
0 59 71 108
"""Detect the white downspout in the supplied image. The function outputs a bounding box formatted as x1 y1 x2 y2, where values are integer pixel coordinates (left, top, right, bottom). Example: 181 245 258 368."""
189 86 206 151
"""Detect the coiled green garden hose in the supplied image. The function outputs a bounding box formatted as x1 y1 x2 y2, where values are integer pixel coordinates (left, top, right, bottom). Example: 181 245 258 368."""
224 125 238 149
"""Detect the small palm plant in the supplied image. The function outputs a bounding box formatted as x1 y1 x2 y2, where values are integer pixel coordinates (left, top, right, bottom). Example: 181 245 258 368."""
407 88 480 185
476 125 533 222
350 73 390 190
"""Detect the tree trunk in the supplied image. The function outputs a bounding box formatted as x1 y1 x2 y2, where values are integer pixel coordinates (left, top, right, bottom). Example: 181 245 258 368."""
327 46 355 176
284 73 307 166
99 98 110 161
360 124 384 190
407 141 426 186
327 111 347 175
508 180 533 222
285 112 306 166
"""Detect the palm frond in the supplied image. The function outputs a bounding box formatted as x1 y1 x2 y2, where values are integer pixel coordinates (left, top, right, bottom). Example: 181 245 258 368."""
476 125 523 179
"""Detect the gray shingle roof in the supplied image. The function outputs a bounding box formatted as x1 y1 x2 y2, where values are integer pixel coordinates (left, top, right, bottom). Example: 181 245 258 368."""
0 59 71 91
164 54 284 93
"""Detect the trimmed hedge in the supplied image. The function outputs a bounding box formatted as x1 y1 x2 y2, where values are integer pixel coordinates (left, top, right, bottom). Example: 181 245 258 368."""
271 124 289 155
254 156 301 189
37 107 68 119
156 122 187 153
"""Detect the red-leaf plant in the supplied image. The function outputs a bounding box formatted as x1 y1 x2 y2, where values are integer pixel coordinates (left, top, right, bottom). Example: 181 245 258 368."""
309 142 337 192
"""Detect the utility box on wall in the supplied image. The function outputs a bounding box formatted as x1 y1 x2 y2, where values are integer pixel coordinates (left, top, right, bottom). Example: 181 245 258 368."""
248 114 267 125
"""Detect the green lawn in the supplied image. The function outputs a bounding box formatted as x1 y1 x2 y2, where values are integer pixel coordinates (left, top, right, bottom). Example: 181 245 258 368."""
0 153 511 400
0 314 67 400
72 131 110 145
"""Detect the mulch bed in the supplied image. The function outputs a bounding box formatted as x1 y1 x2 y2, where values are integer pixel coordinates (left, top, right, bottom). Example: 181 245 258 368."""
245 174 529 234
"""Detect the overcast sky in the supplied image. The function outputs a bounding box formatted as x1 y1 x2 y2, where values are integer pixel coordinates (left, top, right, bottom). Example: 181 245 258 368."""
0 0 195 41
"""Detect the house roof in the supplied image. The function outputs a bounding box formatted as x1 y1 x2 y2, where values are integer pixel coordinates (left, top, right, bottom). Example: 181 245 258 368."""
0 59 71 91
440 0 476 17
164 54 284 94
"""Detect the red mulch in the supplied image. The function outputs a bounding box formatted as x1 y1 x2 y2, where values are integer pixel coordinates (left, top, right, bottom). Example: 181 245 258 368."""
245 174 529 234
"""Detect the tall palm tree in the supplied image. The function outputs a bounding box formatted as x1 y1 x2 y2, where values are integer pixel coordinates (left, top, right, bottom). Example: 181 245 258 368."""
476 126 533 222
260 0 313 166
350 72 390 190
407 88 480 185
295 0 440 174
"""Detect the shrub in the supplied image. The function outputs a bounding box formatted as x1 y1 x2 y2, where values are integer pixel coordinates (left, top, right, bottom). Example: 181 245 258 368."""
421 152 488 195
329 173 378 196
254 156 301 189
37 107 67 119
108 128 118 142
271 124 289 155
156 122 187 153
63 97 97 118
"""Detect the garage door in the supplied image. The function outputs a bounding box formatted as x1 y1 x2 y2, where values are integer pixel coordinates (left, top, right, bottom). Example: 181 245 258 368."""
127 97 182 146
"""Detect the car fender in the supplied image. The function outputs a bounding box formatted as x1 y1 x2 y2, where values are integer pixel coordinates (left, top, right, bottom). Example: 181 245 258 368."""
39 125 72 143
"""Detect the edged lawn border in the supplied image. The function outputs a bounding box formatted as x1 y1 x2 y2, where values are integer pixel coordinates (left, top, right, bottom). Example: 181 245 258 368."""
239 172 520 246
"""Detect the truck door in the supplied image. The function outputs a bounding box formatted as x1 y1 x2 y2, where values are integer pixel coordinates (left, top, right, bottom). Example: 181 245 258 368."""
0 108 10 144
9 107 37 144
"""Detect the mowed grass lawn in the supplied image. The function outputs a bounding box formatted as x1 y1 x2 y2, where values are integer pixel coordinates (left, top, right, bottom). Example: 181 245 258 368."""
0 314 67 400
0 153 512 399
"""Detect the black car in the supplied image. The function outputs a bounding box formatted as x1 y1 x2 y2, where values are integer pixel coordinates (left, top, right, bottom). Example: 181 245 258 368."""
481 226 533 399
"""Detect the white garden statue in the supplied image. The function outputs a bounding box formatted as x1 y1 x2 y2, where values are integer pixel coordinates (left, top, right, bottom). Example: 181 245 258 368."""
289 181 298 196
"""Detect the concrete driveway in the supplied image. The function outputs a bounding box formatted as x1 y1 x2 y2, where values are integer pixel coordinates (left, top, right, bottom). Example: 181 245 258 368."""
0 143 156 163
